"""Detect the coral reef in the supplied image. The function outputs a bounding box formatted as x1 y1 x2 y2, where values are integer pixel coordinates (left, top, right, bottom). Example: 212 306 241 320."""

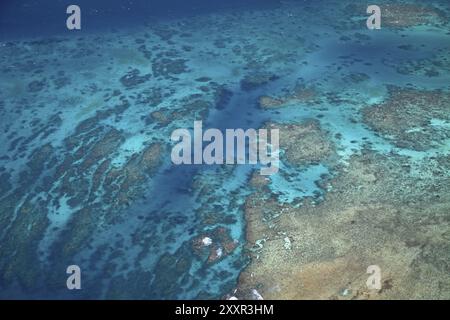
381 3 448 28
259 85 319 109
152 57 188 79
0 0 449 300
237 149 450 299
343 2 448 29
192 227 239 264
362 86 450 151
240 72 279 91
395 53 450 78
266 120 336 166
120 68 152 88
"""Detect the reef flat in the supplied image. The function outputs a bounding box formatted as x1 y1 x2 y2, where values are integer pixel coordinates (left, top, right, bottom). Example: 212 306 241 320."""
237 149 450 299
0 0 449 299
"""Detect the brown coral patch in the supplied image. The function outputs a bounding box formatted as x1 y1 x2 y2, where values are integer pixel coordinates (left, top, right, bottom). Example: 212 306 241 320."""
237 149 450 299
259 85 318 109
267 119 336 166
362 86 450 151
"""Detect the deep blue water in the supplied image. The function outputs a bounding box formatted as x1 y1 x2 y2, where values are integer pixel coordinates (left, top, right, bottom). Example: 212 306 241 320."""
0 0 281 39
